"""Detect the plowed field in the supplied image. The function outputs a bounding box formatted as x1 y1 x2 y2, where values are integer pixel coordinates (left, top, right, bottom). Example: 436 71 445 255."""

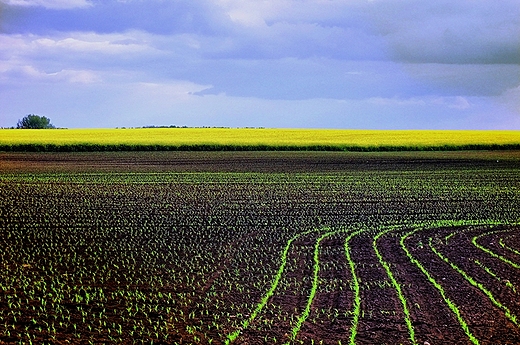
0 151 519 344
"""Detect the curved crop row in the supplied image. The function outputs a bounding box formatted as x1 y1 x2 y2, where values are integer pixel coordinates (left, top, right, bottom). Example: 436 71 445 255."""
472 230 520 270
225 227 330 344
373 226 416 345
500 236 520 257
2 154 520 344
397 221 520 345
344 228 365 345
429 237 519 327
229 225 372 344
229 227 362 344
216 220 520 345
286 230 337 343
400 227 480 345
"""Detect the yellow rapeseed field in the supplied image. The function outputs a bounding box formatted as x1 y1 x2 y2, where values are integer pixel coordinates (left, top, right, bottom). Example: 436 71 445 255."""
1 128 520 149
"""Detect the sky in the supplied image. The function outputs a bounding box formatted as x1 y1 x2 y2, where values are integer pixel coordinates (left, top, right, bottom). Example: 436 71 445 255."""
0 0 519 129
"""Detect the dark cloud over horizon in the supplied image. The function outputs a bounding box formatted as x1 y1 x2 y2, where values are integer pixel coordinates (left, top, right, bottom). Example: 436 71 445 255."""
1 0 519 129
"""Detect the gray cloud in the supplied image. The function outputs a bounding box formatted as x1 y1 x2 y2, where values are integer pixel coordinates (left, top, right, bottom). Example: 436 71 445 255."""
0 0 221 35
4 0 518 65
1 0 519 128
403 63 520 96
371 0 520 65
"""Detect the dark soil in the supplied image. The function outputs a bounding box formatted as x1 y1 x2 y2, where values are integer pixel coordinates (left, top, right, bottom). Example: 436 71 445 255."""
240 231 320 344
376 228 472 344
349 231 410 345
1 151 520 344
404 226 520 344
1 150 520 173
298 235 354 345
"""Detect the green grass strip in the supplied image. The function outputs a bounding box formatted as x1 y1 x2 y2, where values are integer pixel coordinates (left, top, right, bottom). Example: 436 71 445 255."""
285 229 342 344
344 228 365 345
225 228 321 344
429 238 519 327
401 228 480 345
472 230 520 270
373 226 417 345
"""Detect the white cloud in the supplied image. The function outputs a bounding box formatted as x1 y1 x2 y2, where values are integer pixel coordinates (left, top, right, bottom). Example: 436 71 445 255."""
213 0 368 27
128 81 213 101
0 63 101 83
430 96 471 110
57 69 101 83
369 95 471 110
214 0 285 25
0 32 158 57
226 8 267 27
0 31 163 86
34 36 151 54
2 0 92 9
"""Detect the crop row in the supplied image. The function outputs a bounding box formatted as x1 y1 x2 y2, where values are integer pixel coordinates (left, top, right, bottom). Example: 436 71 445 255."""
226 220 520 344
0 163 519 344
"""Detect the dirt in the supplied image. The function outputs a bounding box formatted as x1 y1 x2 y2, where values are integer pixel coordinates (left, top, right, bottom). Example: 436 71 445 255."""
403 226 520 344
375 228 471 344
1 151 520 344
298 236 354 345
2 150 520 173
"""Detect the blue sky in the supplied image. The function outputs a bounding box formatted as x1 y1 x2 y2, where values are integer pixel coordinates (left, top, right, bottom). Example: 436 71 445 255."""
1 0 519 129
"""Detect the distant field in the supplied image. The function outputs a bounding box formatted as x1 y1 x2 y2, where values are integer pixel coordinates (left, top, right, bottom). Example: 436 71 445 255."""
1 128 520 151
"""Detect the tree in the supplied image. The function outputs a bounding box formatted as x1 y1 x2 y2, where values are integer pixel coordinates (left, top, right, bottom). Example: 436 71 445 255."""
17 114 55 129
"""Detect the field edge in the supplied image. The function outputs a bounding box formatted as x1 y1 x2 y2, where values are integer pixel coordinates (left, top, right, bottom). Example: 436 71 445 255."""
3 143 520 152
